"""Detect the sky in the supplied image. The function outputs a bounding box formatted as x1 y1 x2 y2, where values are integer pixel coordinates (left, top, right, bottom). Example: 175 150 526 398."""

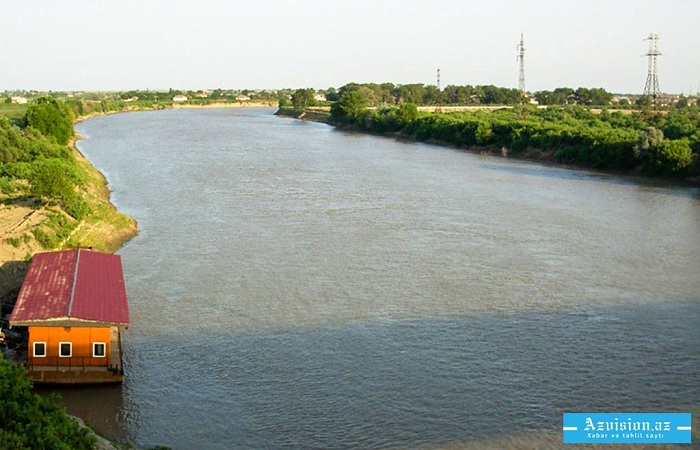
1 0 699 94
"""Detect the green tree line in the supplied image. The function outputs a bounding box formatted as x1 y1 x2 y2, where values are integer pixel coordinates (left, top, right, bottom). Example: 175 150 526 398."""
0 96 91 220
305 82 625 108
328 86 700 178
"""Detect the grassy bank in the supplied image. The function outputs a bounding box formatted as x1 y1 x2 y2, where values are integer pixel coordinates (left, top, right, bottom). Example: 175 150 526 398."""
275 107 331 122
0 99 138 308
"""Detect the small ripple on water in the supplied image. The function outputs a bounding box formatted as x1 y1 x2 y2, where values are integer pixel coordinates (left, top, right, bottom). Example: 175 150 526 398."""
68 109 700 449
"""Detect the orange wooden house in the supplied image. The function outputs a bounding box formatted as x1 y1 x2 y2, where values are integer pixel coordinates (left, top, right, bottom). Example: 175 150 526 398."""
10 248 129 384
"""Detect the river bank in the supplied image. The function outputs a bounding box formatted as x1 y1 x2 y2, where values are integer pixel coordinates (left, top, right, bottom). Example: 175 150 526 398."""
276 107 700 187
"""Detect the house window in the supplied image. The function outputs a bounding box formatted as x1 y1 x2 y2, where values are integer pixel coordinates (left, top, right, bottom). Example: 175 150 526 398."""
59 342 72 357
33 342 47 357
93 342 106 358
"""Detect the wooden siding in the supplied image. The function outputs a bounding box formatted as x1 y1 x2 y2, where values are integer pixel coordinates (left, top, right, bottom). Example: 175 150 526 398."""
28 326 111 368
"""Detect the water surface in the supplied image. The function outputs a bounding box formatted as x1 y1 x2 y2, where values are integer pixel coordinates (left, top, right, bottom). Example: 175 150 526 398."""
60 108 700 449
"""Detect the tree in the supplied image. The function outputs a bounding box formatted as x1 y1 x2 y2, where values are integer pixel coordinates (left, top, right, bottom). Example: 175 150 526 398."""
278 94 290 108
642 139 693 176
24 96 73 145
291 88 315 110
396 103 418 126
397 84 426 105
634 127 664 159
0 359 96 449
29 159 74 200
574 87 612 106
635 127 693 176
330 91 367 123
549 87 575 105
475 121 494 145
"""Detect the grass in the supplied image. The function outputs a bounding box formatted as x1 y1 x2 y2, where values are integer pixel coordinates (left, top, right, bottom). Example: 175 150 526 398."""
0 103 27 119
68 146 138 252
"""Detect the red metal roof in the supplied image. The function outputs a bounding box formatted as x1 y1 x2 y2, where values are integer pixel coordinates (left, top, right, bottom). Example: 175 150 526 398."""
10 249 129 326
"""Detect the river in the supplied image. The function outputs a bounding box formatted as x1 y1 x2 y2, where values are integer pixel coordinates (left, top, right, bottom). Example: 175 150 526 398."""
48 107 700 449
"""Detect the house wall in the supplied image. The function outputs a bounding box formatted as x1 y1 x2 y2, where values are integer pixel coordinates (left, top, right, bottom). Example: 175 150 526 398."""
28 326 111 368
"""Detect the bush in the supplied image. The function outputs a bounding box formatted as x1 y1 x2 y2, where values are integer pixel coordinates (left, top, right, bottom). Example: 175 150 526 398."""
29 158 75 200
32 227 58 249
0 359 96 449
642 139 693 176
24 96 74 145
0 176 14 194
63 193 92 220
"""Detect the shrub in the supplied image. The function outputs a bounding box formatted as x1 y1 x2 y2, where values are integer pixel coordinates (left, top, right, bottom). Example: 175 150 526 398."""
29 158 75 200
32 227 57 249
0 359 96 449
63 193 92 220
642 139 693 176
0 176 14 194
24 96 73 145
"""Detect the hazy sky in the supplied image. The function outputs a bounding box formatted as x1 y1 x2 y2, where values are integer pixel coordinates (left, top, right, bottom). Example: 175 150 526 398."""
2 0 698 94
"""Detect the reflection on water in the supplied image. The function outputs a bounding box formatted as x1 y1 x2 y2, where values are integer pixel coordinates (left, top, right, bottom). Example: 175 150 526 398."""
35 384 127 442
70 108 700 449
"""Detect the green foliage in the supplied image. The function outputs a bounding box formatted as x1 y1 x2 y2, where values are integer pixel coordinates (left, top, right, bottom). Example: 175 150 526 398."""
0 176 15 194
291 88 315 110
534 87 613 106
29 158 76 200
24 96 74 145
641 138 693 176
475 122 494 145
329 101 697 178
0 359 96 449
330 91 367 123
278 95 290 108
396 103 419 124
63 193 92 220
0 117 23 163
32 227 57 248
6 237 20 247
634 127 665 159
0 117 72 168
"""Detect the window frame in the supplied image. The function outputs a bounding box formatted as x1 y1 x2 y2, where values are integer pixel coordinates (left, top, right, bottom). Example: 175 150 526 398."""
93 342 106 358
58 341 72 358
33 341 47 358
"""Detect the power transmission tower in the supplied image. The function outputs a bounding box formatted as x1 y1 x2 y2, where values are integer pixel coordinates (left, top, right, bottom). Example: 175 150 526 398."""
516 33 526 117
643 33 661 102
517 33 525 96
435 68 442 113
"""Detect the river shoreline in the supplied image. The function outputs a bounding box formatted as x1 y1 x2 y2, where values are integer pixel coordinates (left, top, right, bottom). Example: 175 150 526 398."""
275 108 700 188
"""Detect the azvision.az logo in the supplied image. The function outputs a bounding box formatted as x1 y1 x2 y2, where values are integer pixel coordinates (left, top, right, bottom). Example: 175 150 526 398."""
562 413 692 444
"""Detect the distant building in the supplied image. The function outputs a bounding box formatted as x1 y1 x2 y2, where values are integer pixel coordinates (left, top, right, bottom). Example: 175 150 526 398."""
235 95 251 101
11 96 27 104
172 95 188 102
314 93 327 102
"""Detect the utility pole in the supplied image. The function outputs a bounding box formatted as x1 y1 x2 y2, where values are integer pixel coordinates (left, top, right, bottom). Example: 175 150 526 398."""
643 33 661 105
